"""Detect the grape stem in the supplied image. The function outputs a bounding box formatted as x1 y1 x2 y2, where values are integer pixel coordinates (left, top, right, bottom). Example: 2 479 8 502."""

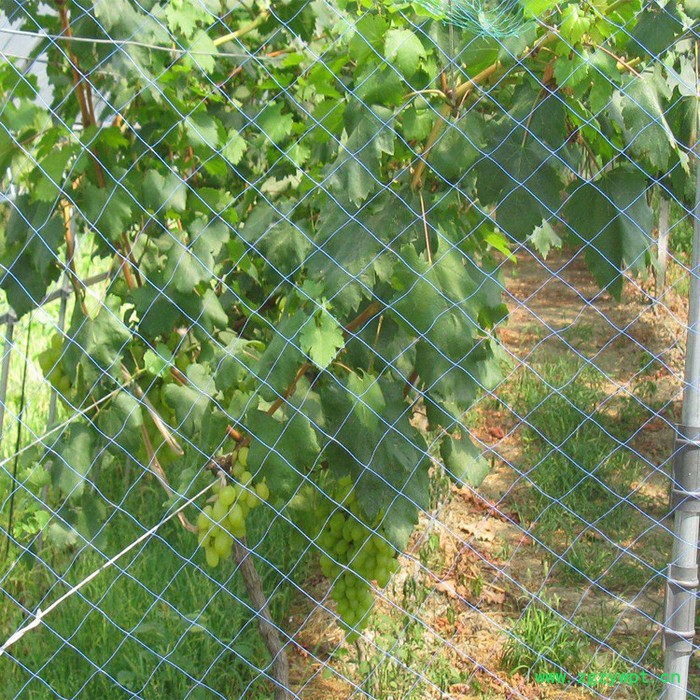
233 539 291 699
121 364 184 455
355 639 370 694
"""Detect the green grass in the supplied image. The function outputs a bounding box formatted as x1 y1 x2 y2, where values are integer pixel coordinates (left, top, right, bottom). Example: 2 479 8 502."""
500 596 585 679
0 301 310 698
0 298 78 556
497 345 677 686
1 474 309 699
0 307 67 460
504 355 661 557
339 566 472 700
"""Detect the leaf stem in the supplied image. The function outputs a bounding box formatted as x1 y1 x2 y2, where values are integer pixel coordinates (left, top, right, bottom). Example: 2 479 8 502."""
411 103 455 192
587 43 641 76
419 190 433 265
411 63 499 192
266 362 312 417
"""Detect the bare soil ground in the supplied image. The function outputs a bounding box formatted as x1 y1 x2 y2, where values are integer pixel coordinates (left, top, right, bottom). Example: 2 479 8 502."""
287 248 692 700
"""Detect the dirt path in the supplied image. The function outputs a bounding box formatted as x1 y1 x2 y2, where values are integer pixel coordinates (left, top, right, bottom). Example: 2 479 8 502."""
289 248 690 700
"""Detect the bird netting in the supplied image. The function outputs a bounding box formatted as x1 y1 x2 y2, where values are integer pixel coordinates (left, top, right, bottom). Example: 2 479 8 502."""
412 0 528 37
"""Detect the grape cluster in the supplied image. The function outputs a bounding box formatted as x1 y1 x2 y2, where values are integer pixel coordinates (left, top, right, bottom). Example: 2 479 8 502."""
197 447 270 568
38 334 71 394
318 483 399 637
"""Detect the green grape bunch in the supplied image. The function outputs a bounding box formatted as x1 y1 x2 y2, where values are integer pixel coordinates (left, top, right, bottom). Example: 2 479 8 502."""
197 446 270 568
318 478 399 639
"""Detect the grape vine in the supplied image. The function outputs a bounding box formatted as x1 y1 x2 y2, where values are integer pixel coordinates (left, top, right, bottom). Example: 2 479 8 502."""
1 0 695 648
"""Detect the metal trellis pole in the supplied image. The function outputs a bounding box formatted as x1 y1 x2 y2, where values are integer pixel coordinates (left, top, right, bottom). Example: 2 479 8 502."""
662 137 700 699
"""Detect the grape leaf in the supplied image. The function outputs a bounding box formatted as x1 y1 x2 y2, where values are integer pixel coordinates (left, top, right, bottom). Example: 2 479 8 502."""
327 104 395 207
475 136 562 240
560 4 592 44
620 68 678 172
553 50 590 92
0 196 63 317
440 433 489 487
81 181 133 241
321 380 429 547
163 364 215 437
164 0 212 38
52 424 96 500
163 218 228 294
256 103 295 145
254 311 308 402
142 169 187 214
529 220 562 260
628 1 683 58
521 0 558 18
299 310 345 370
64 300 132 384
222 129 247 166
240 200 311 277
564 168 653 299
306 194 409 313
402 107 434 141
98 390 144 455
245 409 321 499
346 371 386 432
349 15 389 64
390 244 505 426
214 338 257 392
185 112 220 150
384 29 426 78
429 113 484 184
144 343 173 378
33 146 78 202
49 494 107 548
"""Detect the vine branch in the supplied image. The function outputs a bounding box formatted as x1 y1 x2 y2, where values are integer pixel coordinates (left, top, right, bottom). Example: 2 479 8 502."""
55 0 105 188
60 200 88 315
233 539 291 699
266 362 312 417
344 301 382 334
141 425 196 533
213 11 270 47
55 0 141 294
411 32 558 191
